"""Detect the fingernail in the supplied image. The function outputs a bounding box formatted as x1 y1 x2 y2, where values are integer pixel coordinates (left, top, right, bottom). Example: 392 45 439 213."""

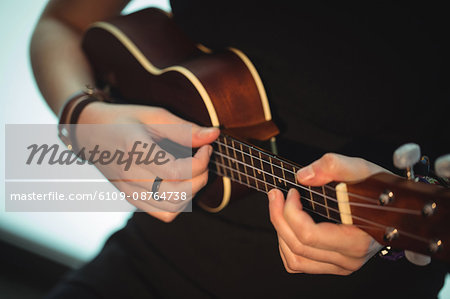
197 127 217 138
268 189 276 201
297 166 315 181
207 145 213 156
287 188 295 197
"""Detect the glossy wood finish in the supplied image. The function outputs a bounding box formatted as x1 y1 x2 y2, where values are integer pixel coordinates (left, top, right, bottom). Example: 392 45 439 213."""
82 8 278 210
82 7 450 262
346 172 450 261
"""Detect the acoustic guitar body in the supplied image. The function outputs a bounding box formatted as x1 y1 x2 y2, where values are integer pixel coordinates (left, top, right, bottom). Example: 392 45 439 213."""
82 8 279 212
81 8 450 262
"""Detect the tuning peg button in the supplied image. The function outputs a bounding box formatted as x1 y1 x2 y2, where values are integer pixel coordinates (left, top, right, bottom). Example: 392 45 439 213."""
393 143 421 180
435 154 450 178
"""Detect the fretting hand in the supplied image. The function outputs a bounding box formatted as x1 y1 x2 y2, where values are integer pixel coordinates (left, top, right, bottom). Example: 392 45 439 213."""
267 153 385 275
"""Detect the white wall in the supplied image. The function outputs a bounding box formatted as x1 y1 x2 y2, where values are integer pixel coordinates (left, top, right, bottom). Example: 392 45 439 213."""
0 0 170 267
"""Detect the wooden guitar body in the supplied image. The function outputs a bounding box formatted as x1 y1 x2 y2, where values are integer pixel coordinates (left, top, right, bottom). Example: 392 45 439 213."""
82 8 279 212
82 7 450 262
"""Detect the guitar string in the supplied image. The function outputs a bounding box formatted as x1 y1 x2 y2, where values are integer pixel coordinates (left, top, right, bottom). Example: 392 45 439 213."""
210 154 422 216
210 159 422 216
211 137 434 244
214 138 382 204
213 139 379 203
209 167 431 244
214 138 427 210
209 167 340 222
209 164 341 221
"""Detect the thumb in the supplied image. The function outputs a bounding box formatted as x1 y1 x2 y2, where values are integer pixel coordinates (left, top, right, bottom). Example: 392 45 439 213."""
154 122 219 148
191 126 220 148
296 153 384 186
144 108 219 148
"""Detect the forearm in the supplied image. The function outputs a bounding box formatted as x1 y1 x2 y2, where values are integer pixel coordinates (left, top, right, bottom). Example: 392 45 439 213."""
30 16 95 115
30 0 130 115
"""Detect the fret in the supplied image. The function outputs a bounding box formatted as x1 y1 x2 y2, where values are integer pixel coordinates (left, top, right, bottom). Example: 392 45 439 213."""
270 158 285 189
239 143 251 186
211 134 344 223
310 186 329 219
322 185 330 219
281 164 300 207
258 151 269 192
283 164 297 187
248 147 259 190
212 138 227 178
269 156 277 188
211 160 275 194
291 165 297 182
215 156 224 176
280 161 288 187
231 139 242 183
210 134 346 224
260 150 281 190
240 144 258 189
308 186 316 211
291 165 312 212
222 136 235 181
324 183 341 222
212 150 222 176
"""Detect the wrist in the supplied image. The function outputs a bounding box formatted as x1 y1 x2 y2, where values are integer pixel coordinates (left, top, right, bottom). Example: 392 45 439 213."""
58 86 110 152
77 101 110 124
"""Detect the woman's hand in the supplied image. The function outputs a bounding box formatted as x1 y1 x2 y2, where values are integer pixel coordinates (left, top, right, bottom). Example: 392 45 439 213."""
268 153 385 275
30 0 211 222
76 101 219 222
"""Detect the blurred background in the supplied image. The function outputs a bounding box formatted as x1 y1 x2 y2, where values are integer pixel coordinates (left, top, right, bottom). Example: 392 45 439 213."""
0 0 169 297
0 0 448 298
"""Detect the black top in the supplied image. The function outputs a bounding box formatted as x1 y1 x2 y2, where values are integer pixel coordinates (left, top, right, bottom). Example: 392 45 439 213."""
46 2 449 298
171 1 449 169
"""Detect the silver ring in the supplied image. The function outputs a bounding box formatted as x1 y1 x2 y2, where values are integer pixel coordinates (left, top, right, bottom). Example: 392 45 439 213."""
152 176 163 194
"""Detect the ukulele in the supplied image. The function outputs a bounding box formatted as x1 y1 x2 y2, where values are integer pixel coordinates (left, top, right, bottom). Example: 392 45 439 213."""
81 8 450 262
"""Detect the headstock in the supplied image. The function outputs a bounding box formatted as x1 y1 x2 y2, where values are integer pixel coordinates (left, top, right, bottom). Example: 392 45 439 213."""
342 144 450 264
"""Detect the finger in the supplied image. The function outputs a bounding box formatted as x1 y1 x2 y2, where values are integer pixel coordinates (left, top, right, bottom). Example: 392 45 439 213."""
155 143 212 180
268 188 365 270
147 211 180 223
113 127 181 179
132 125 213 180
141 145 213 180
121 139 211 183
283 188 373 258
278 242 300 273
191 144 213 177
278 237 352 275
296 153 385 186
142 108 220 148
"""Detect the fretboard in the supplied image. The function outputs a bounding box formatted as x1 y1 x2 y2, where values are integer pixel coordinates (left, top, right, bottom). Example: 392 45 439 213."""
210 134 341 222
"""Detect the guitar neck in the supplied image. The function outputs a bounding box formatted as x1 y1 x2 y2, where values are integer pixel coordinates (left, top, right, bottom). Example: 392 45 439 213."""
210 134 342 222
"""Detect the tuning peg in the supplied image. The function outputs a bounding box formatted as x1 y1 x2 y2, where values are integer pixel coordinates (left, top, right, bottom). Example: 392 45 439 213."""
393 143 421 180
435 154 450 178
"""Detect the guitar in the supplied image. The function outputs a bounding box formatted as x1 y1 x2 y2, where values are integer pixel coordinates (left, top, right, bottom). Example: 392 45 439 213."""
81 8 450 262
